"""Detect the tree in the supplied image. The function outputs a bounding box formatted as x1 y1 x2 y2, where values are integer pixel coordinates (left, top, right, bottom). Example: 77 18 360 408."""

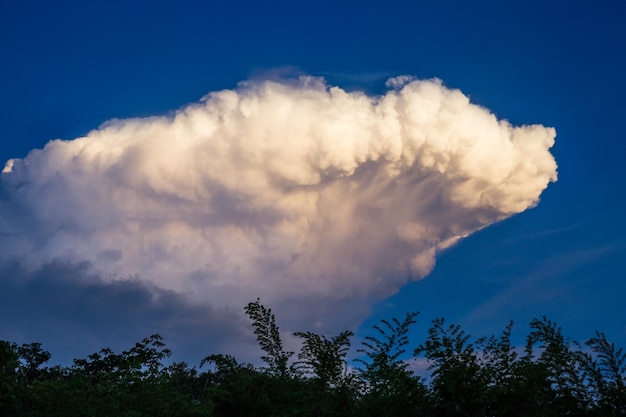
585 330 626 415
9 300 626 417
479 321 524 416
357 312 428 416
16 342 51 384
517 316 593 416
357 311 419 388
415 318 487 417
244 298 294 377
292 330 358 416
66 334 201 417
0 341 20 416
294 330 353 388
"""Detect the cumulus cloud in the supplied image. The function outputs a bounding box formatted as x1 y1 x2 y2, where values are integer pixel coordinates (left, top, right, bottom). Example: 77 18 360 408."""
0 75 557 332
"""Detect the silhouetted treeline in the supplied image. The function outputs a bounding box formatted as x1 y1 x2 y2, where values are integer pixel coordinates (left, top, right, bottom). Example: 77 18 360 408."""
1 299 625 416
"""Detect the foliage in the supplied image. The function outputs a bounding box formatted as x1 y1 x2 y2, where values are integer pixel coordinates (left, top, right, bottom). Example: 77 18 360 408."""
355 311 430 416
3 300 626 417
244 298 294 377
357 311 419 381
415 317 488 416
294 330 353 387
585 330 626 415
479 321 525 416
519 316 594 415
0 340 20 416
16 342 52 384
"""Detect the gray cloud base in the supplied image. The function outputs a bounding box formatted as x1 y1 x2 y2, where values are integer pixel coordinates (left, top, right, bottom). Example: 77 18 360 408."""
0 258 254 365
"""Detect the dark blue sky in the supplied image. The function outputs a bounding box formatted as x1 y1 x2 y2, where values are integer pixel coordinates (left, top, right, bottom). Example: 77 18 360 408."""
1 0 625 365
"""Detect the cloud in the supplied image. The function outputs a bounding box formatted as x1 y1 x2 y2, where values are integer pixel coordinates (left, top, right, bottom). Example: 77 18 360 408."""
0 75 557 353
0 258 254 365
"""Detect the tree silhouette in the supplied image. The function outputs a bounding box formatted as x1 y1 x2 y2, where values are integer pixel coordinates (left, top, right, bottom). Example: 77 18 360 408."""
4 300 626 417
357 311 428 416
585 330 626 415
415 317 487 416
294 330 353 387
244 298 294 377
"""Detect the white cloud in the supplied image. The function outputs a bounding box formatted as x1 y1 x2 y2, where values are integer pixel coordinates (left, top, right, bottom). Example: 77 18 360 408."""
0 75 557 321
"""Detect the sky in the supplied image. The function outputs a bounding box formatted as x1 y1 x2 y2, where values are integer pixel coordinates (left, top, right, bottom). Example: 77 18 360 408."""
1 0 625 367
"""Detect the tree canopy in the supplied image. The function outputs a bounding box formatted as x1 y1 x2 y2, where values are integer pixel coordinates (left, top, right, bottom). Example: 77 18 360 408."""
1 300 624 417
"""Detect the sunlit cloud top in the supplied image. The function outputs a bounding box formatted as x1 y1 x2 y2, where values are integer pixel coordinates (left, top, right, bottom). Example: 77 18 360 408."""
0 75 557 309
